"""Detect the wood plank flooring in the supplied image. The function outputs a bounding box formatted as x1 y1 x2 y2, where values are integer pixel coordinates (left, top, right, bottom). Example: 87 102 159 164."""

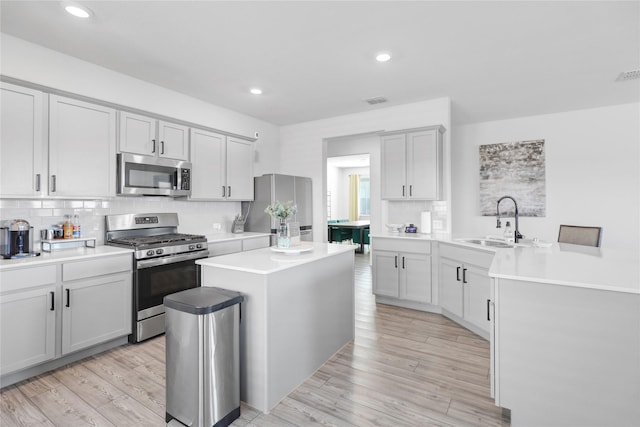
1 252 510 426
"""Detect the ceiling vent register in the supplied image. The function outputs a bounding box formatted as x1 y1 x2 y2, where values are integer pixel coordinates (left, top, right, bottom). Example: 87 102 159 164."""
616 69 640 81
364 96 388 105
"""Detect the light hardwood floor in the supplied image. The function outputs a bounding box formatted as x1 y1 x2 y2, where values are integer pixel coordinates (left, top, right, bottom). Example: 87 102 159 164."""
1 252 510 426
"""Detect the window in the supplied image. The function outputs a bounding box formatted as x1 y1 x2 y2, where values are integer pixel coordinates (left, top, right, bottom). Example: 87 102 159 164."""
359 176 370 216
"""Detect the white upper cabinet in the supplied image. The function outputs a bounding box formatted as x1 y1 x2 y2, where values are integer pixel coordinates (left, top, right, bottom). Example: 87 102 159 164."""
119 111 189 161
118 111 156 155
189 129 254 201
49 95 116 198
190 128 226 200
158 120 189 160
0 82 46 197
381 125 445 200
226 136 254 201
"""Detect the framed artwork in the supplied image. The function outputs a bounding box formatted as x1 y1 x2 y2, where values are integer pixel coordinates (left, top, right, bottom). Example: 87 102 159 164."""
479 139 546 217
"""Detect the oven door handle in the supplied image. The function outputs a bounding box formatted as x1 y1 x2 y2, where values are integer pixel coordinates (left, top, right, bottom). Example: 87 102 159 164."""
137 250 209 269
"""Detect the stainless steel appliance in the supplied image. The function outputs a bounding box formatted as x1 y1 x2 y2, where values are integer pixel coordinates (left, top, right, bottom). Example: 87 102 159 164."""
242 174 313 242
117 152 192 197
105 212 208 343
1 219 39 259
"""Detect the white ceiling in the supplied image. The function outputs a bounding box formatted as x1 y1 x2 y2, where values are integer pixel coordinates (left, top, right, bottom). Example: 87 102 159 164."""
1 1 638 126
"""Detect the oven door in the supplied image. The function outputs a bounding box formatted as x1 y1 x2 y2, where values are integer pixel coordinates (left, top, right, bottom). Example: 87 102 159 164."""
136 251 207 316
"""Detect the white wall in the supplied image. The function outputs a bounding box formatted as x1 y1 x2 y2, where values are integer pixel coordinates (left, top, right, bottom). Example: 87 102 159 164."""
452 103 640 251
0 35 280 240
279 99 451 240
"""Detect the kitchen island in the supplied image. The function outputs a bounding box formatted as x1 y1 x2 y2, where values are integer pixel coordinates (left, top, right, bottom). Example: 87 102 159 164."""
196 242 355 413
489 243 640 427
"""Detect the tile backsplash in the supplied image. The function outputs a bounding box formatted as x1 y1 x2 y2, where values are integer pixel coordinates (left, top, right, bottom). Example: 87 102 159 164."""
0 197 244 245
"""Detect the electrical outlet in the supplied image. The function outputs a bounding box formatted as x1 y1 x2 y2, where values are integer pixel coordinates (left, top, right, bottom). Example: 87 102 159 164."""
213 223 222 231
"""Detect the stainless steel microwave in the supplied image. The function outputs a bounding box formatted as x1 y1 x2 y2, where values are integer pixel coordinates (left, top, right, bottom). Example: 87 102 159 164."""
117 153 191 197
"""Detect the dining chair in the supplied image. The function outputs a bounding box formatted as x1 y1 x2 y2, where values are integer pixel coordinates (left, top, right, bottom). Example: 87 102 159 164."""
557 225 602 247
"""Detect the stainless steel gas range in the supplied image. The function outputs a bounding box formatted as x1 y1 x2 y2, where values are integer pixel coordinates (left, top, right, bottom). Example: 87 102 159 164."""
105 213 209 343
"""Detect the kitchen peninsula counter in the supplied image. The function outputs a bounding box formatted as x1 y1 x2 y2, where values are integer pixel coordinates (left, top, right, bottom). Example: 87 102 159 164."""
196 243 355 413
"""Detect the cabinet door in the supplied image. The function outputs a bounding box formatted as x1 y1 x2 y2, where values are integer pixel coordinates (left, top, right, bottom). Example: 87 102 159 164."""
119 111 157 156
380 134 407 199
49 96 116 197
62 273 131 355
226 137 254 200
159 120 189 160
0 286 57 375
406 130 441 200
400 252 431 303
372 250 399 297
1 83 46 197
438 257 463 317
463 264 491 333
190 129 226 200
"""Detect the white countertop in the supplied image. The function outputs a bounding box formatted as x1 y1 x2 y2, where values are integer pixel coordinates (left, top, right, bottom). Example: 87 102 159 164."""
205 232 272 243
371 232 640 294
370 231 445 241
489 243 640 294
0 245 133 271
197 242 354 275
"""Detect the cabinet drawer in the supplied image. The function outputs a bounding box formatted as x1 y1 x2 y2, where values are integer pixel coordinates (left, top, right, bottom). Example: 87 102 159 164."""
63 254 132 282
439 243 494 269
242 236 271 251
209 240 242 256
0 265 58 293
372 237 431 254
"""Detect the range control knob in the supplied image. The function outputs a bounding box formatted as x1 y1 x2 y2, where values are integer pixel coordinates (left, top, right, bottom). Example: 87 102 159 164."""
196 243 203 249
189 244 195 250
146 250 155 256
156 249 164 255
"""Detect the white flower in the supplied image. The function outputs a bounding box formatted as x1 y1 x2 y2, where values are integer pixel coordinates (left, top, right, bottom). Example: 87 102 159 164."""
264 200 297 220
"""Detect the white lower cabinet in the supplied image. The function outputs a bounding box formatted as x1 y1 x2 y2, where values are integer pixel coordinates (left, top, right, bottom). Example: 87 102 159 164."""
372 238 432 304
0 285 57 375
438 243 493 337
62 272 131 355
0 253 132 378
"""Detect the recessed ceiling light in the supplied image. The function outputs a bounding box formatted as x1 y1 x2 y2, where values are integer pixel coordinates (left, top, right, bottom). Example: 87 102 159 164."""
376 52 392 62
250 88 263 95
64 3 92 18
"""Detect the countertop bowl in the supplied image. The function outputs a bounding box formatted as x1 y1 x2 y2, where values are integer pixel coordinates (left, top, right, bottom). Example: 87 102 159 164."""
386 223 405 233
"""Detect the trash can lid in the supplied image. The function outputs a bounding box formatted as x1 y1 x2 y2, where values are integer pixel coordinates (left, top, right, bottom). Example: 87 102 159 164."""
164 287 244 315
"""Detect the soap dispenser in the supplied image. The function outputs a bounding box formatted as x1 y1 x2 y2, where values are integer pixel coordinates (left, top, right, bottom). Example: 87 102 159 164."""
503 221 514 243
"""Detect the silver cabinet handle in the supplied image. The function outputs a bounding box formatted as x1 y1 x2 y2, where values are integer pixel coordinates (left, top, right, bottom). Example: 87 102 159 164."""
65 288 70 307
51 175 57 192
409 185 413 197
50 291 55 311
222 186 226 197
402 185 405 197
161 141 165 154
35 174 41 192
152 139 156 153
228 186 231 198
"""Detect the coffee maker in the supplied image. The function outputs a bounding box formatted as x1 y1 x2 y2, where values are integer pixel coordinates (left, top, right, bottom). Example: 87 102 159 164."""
1 219 38 258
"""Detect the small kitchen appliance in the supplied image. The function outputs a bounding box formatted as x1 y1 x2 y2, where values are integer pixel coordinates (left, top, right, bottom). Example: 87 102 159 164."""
1 219 40 259
105 212 208 343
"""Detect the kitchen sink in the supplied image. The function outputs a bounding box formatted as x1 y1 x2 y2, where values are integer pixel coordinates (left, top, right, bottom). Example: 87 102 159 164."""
456 238 515 248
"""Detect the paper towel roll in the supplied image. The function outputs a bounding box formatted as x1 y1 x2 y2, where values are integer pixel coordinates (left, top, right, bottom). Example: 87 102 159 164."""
420 211 432 234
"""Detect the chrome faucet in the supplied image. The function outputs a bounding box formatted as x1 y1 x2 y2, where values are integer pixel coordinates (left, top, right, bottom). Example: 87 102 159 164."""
496 195 524 243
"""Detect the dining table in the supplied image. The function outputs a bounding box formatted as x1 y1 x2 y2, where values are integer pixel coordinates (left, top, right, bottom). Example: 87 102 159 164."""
328 220 370 253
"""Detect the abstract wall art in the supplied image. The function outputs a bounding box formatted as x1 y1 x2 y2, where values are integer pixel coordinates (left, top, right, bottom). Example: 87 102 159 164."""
479 139 546 217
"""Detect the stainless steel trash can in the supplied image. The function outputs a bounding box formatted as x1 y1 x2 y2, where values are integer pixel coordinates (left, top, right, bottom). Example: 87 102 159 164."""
164 287 244 427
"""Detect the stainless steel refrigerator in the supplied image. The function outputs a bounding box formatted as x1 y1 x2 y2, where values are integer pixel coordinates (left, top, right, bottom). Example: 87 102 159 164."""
242 174 313 242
